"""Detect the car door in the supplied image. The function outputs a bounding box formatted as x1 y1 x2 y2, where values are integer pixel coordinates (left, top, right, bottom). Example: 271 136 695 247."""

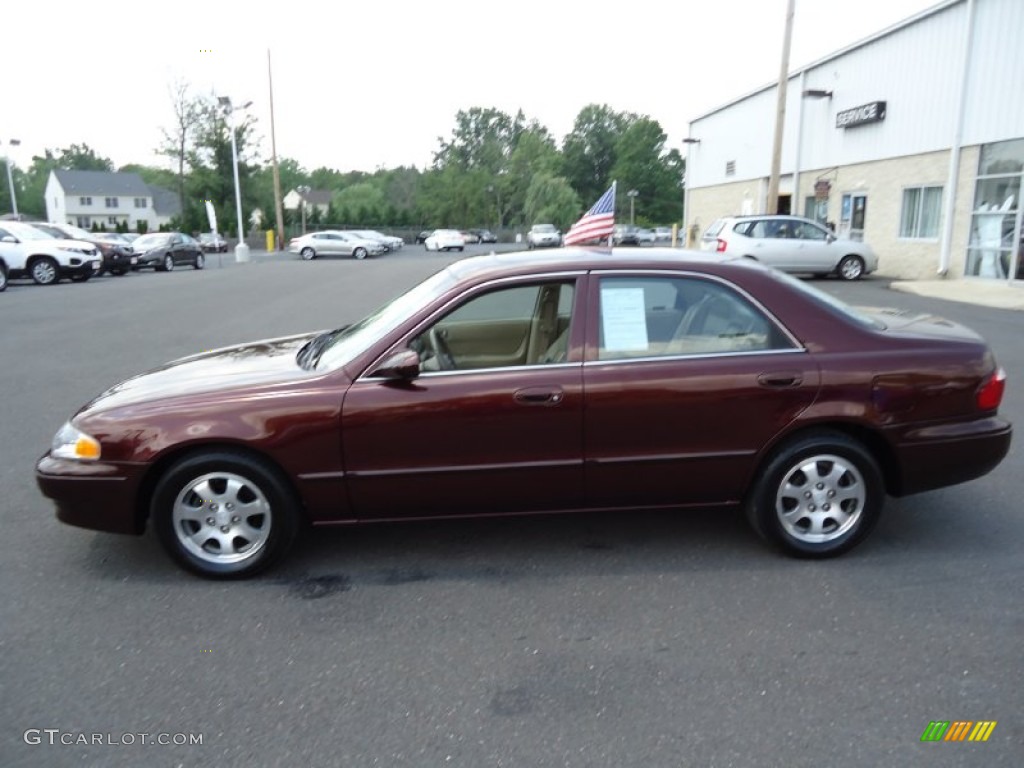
341 276 586 519
582 272 820 509
789 220 834 271
169 233 185 264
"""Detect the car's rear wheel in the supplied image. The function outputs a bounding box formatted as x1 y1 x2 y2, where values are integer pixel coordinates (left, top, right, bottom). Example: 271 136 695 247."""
194 253 205 270
153 451 299 579
746 431 883 557
353 247 367 260
837 255 865 281
0 263 7 291
300 247 316 261
30 257 59 285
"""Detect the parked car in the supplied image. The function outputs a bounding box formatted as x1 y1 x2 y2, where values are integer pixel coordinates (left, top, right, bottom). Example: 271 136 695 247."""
0 255 7 292
0 221 101 285
288 231 385 260
132 232 205 271
31 222 136 276
527 224 561 249
198 233 228 253
635 228 656 245
701 215 878 280
469 228 498 244
612 225 640 246
653 227 674 243
348 230 403 252
36 248 1011 578
424 229 465 252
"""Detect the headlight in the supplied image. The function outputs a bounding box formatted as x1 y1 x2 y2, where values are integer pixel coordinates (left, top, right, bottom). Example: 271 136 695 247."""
51 422 101 461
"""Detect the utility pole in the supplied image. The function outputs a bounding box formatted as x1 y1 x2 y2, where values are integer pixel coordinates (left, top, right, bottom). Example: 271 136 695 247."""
268 49 286 252
767 0 796 215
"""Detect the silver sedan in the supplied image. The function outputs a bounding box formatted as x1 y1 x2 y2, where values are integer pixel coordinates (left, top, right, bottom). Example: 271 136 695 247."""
288 231 386 260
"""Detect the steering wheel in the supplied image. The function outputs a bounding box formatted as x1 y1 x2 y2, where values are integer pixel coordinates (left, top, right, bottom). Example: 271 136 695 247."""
428 327 456 370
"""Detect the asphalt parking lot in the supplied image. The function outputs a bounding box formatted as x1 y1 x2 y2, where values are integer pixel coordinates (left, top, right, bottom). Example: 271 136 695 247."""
2 245 1021 767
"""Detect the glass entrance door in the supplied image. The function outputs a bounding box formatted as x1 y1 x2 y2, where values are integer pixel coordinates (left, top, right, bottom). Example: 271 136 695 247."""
840 193 867 241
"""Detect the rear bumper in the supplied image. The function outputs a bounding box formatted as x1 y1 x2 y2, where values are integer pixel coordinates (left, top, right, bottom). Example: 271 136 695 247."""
36 455 147 535
891 416 1012 496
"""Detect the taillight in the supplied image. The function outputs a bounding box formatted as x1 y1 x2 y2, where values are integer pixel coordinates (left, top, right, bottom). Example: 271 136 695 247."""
977 368 1006 411
716 238 727 253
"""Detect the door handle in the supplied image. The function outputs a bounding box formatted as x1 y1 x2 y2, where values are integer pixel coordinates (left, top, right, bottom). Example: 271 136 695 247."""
514 387 564 406
757 372 803 388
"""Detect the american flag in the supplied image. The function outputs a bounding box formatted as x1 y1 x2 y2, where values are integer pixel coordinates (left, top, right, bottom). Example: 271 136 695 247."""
563 182 616 246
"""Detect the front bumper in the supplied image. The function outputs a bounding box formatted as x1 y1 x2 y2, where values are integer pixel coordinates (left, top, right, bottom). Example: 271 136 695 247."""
36 455 147 535
60 259 102 278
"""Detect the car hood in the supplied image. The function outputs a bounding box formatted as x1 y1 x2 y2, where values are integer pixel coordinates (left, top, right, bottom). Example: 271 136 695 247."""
78 332 322 416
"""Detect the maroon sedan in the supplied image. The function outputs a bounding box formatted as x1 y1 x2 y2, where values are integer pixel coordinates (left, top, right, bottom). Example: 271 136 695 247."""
37 250 1011 578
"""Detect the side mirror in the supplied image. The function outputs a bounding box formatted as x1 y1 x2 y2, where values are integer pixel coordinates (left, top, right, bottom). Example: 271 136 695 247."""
371 349 421 380
826 233 836 243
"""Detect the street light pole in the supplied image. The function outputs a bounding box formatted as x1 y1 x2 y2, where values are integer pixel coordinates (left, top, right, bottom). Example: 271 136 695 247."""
297 185 311 234
5 139 20 217
627 189 639 226
219 96 253 263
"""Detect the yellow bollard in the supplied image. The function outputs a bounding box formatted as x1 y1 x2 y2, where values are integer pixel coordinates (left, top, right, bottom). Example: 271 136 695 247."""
266 230 275 252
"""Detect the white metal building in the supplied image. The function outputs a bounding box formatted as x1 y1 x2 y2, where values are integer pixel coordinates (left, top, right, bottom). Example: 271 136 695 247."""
684 0 1024 281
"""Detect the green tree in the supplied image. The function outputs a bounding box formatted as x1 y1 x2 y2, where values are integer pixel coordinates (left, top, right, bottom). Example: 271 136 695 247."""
561 104 636 205
524 173 580 230
610 118 685 225
332 182 386 226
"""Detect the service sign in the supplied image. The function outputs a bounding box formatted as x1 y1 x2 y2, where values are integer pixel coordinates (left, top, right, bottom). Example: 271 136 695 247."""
836 101 887 129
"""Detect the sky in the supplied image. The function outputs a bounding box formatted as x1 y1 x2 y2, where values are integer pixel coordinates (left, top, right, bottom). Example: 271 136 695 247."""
5 0 941 176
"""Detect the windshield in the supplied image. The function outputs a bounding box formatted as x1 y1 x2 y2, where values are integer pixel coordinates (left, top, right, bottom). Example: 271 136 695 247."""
7 223 52 241
134 234 171 248
313 267 459 371
533 224 556 233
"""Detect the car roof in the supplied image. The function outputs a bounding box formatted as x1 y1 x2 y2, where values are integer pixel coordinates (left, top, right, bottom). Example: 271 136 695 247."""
444 247 748 282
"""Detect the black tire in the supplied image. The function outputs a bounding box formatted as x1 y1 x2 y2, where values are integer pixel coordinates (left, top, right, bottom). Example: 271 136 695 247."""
458 246 464 252
353 247 367 260
152 450 300 579
30 257 60 285
837 255 865 281
194 253 205 270
159 253 175 272
0 263 7 292
300 247 316 261
745 430 883 558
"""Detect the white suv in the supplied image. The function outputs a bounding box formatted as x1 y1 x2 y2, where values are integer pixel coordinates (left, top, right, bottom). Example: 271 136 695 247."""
701 215 878 280
0 221 101 285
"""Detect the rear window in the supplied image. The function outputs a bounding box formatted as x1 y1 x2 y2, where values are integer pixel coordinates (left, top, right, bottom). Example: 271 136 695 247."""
703 219 727 238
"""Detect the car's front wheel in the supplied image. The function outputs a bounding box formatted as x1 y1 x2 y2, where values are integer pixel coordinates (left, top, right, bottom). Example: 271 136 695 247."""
746 431 883 557
837 255 865 281
0 263 7 291
161 254 175 272
30 257 60 285
153 450 299 579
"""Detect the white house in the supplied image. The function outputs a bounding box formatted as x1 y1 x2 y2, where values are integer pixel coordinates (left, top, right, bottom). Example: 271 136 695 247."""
45 170 181 231
684 0 1024 281
283 188 332 217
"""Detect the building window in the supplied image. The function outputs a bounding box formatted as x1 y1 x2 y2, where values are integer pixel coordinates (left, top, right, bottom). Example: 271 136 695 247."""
725 161 736 177
79 196 92 206
966 139 1024 279
105 197 118 208
899 186 942 239
76 216 91 228
134 197 147 208
108 216 119 226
